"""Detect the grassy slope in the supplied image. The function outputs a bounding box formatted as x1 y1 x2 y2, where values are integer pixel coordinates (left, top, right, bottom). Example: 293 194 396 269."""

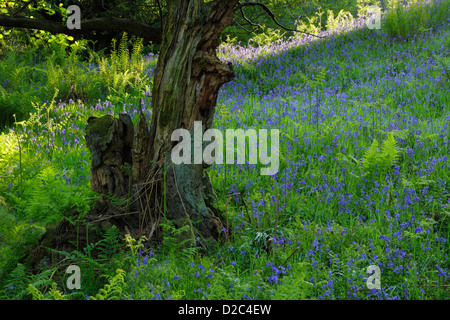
0 5 449 300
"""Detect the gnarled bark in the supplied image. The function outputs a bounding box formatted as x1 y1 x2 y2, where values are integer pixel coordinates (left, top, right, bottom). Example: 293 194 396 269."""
84 0 240 247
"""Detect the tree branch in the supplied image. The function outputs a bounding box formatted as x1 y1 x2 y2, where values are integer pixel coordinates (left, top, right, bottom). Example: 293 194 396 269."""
239 5 262 29
156 0 164 32
0 14 162 44
237 2 325 39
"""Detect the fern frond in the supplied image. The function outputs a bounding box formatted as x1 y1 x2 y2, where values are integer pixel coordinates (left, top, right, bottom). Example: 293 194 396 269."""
131 37 144 73
361 132 401 173
119 32 129 72
89 269 125 300
98 225 122 260
48 283 66 300
110 38 117 69
28 282 85 300
3 263 30 299
380 132 400 170
28 283 45 300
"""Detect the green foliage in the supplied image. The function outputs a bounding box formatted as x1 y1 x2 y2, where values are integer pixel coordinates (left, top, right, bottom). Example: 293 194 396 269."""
269 263 314 299
434 55 450 82
223 0 382 45
251 26 286 47
27 282 73 300
356 0 382 16
27 269 126 300
295 11 323 36
124 233 148 261
21 165 68 222
302 66 327 89
0 30 152 127
97 32 148 97
362 139 380 170
1 263 28 299
0 52 44 125
325 9 355 32
35 226 126 297
1 263 54 300
159 221 198 256
0 206 46 276
428 0 450 27
1 0 449 302
3 152 92 225
98 225 123 260
362 132 400 173
383 0 431 40
88 269 126 300
301 66 327 126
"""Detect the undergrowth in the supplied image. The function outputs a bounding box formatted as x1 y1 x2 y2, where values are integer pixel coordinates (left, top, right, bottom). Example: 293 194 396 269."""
0 0 449 300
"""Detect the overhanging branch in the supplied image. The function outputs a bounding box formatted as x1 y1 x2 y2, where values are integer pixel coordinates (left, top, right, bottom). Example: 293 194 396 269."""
239 5 262 29
0 14 162 44
237 2 325 39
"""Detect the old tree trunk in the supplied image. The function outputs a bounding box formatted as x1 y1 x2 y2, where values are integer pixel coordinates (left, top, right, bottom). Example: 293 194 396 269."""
82 0 240 248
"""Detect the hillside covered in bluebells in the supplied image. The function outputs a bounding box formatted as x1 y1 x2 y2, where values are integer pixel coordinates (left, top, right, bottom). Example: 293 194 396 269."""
0 0 449 301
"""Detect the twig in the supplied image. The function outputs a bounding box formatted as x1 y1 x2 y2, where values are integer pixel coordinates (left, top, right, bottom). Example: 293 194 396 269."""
88 211 140 224
233 19 259 33
240 194 252 225
281 246 299 267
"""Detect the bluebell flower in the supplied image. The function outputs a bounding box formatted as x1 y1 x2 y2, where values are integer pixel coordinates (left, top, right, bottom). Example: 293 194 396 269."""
436 264 446 278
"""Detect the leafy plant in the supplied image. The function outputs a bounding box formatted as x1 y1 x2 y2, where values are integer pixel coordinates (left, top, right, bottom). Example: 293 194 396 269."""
356 0 382 17
295 13 322 36
97 32 147 96
1 263 54 300
88 269 126 300
326 9 355 32
124 233 148 263
98 225 123 260
0 206 46 278
159 221 198 259
251 26 286 47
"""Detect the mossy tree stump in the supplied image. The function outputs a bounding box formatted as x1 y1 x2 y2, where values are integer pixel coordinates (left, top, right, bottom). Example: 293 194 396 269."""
85 114 134 199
